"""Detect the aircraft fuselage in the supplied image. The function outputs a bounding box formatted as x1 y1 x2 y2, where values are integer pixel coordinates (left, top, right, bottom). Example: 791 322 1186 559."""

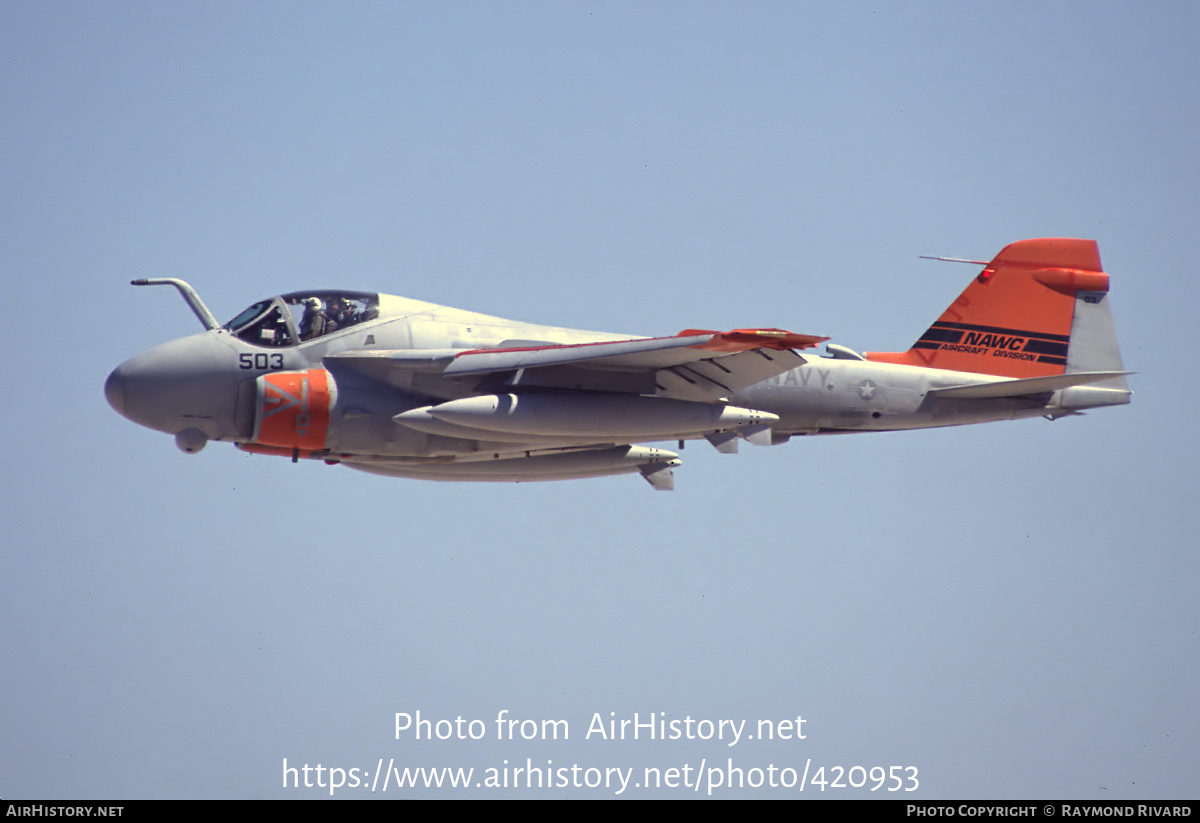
106 239 1132 489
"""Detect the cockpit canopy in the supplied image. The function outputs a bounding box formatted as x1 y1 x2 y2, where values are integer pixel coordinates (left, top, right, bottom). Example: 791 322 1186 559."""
224 291 380 347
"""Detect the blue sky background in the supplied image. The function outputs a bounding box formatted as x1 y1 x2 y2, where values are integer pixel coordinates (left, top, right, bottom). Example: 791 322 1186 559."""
2 1 1196 798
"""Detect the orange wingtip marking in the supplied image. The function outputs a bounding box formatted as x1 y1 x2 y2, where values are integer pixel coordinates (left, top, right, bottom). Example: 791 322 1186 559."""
679 328 829 352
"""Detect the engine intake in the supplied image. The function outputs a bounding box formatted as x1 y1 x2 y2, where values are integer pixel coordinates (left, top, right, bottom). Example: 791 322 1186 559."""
251 369 336 449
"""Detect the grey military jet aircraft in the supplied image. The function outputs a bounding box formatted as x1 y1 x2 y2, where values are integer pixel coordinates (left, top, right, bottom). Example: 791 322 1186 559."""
105 238 1130 490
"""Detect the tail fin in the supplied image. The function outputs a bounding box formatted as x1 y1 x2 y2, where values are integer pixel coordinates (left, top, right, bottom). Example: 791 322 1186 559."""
866 238 1127 385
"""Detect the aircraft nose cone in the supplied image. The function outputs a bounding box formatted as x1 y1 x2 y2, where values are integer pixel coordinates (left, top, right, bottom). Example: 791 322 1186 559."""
104 332 242 437
104 367 126 417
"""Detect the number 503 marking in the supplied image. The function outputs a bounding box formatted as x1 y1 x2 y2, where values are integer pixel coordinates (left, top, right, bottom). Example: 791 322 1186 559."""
239 353 285 370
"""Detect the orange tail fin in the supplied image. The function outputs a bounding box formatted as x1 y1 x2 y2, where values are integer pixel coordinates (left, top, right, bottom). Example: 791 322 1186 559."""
866 238 1110 378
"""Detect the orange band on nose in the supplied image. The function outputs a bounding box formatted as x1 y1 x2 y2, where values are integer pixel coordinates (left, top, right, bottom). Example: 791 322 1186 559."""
253 369 333 449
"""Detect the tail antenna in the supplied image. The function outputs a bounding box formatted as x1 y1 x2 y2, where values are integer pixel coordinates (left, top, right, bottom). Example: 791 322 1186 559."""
919 255 989 265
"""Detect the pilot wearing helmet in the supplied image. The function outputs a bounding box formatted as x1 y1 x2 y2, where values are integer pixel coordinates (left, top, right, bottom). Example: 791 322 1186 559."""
300 297 326 340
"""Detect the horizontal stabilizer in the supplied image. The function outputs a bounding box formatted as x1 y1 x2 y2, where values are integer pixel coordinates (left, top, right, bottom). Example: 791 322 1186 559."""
929 371 1132 399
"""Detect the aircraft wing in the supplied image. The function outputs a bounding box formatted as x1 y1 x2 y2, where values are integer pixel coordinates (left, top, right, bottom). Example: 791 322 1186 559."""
328 328 827 401
446 328 825 373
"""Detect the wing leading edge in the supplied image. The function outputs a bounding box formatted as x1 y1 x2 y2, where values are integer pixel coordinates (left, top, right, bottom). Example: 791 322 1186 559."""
328 327 827 401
